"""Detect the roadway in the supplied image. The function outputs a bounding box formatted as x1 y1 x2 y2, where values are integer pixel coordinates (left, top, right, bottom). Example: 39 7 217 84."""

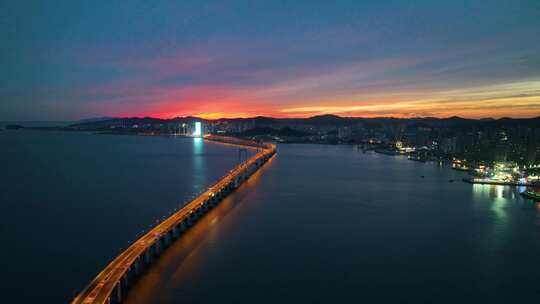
72 139 276 304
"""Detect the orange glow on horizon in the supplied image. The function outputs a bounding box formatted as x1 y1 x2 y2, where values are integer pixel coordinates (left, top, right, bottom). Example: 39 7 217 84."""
114 106 539 120
191 112 253 119
108 80 540 120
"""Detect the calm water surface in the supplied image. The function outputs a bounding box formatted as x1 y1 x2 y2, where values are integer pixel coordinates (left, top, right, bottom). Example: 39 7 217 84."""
125 144 540 304
2 132 540 303
0 130 247 303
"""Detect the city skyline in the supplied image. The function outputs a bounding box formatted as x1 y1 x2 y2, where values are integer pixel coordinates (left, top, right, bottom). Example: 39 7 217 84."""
2 1 540 121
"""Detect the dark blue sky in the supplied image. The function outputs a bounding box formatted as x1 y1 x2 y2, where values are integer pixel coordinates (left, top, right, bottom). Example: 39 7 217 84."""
2 1 540 120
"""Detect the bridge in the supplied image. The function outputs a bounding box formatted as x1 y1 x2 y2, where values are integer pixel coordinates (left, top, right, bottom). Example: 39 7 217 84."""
72 136 276 304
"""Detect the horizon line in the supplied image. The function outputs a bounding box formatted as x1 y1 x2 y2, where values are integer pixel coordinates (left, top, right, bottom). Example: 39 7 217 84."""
5 114 540 123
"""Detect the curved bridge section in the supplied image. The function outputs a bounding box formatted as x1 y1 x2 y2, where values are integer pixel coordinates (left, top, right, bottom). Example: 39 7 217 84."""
72 138 276 304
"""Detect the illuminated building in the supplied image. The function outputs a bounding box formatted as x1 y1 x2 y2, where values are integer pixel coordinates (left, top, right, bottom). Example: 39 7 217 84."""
193 121 202 138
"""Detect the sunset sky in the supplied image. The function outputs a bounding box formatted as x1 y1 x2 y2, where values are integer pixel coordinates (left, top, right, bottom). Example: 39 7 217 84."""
2 1 540 120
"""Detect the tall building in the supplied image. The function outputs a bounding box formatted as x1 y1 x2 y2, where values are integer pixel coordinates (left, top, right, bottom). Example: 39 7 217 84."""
494 130 508 162
193 121 203 137
526 129 540 165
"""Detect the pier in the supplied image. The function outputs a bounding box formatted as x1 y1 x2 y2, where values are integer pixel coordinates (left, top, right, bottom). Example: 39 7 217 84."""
462 178 532 187
72 136 276 304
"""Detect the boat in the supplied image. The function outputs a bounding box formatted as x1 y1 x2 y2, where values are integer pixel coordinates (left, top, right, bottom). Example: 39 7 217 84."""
521 190 540 201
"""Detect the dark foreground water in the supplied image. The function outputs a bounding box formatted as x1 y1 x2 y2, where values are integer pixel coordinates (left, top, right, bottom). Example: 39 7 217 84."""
0 130 248 303
124 144 540 304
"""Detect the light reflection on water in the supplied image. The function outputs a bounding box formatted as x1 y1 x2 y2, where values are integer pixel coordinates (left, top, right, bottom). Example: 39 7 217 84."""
472 184 519 224
493 185 508 222
472 184 509 243
125 144 540 303
469 182 540 272
192 138 205 191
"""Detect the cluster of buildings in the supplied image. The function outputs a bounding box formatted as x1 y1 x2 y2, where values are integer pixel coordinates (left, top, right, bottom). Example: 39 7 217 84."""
68 115 540 188
356 123 540 186
205 117 540 188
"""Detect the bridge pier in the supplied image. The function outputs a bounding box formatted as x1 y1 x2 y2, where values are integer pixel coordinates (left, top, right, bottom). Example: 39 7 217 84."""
121 272 130 290
178 220 188 231
190 211 199 222
125 265 136 286
185 216 193 227
153 239 162 256
145 248 154 266
172 225 180 238
196 206 204 216
161 233 171 248
112 282 122 304
133 257 142 275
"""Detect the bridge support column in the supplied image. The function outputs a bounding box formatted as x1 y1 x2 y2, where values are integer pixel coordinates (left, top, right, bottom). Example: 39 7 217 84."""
121 271 130 290
153 239 162 256
179 220 188 230
143 249 152 265
133 257 142 275
112 282 122 304
161 234 170 248
172 225 180 238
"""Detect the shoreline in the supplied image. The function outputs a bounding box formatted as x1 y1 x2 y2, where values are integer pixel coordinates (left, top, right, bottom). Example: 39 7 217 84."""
462 178 532 187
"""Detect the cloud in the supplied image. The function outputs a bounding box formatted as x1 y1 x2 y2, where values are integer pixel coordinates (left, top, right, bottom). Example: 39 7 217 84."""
3 1 539 120
280 81 540 118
